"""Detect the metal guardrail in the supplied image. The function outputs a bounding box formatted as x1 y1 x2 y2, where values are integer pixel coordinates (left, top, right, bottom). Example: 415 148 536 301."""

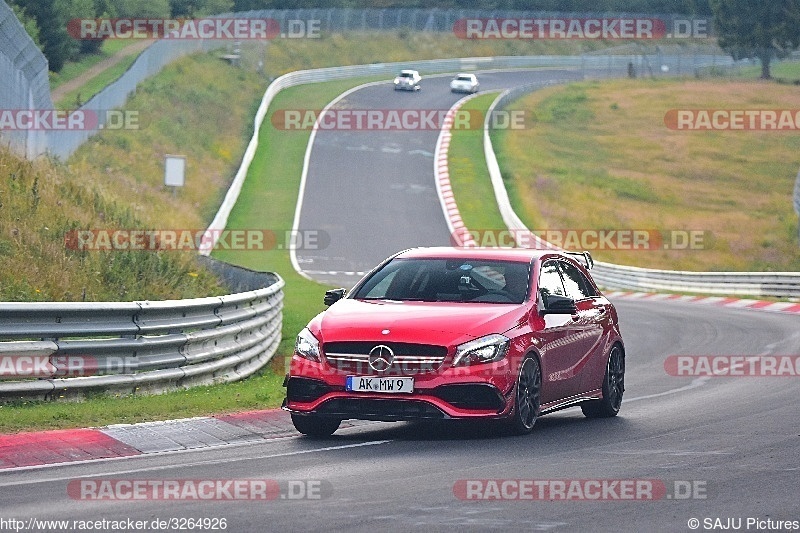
0 263 284 401
589 265 800 298
483 86 800 299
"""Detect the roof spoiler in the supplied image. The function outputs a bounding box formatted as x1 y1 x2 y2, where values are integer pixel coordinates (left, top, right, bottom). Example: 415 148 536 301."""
565 251 594 270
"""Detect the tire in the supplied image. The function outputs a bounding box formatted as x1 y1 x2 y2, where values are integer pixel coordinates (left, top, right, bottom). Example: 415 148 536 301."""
291 413 341 437
505 356 541 435
581 344 625 418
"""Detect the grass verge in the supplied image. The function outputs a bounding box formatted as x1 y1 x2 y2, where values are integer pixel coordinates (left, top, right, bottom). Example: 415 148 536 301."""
447 92 509 233
0 372 287 433
493 78 800 272
49 40 135 91
0 51 275 303
55 54 140 109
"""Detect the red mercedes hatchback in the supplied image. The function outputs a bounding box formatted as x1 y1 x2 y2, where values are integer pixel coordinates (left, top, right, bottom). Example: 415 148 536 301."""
283 247 625 436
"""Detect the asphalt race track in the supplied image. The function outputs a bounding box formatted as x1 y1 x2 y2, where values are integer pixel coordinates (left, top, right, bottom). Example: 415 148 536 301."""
1 70 798 533
294 69 583 287
1 301 798 532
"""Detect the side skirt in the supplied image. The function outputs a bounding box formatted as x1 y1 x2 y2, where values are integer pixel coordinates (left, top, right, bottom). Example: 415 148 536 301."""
540 389 603 415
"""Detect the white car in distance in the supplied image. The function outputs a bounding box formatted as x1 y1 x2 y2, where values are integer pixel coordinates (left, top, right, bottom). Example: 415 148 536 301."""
450 73 479 94
393 69 421 91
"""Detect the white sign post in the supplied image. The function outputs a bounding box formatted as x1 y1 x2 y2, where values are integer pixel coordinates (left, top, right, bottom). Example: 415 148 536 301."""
165 155 186 196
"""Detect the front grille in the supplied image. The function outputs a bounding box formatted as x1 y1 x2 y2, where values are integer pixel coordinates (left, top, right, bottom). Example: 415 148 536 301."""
323 341 448 375
315 398 447 421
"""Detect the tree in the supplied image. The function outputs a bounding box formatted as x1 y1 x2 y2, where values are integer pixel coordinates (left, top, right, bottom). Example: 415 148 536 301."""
7 1 42 48
171 0 234 17
14 0 72 71
56 0 97 57
710 0 800 79
108 0 171 18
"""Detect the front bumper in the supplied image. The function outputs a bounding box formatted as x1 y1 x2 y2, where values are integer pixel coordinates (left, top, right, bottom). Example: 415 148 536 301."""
283 356 516 421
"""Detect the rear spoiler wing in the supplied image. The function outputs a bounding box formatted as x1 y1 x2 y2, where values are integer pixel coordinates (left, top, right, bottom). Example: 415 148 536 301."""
565 251 594 270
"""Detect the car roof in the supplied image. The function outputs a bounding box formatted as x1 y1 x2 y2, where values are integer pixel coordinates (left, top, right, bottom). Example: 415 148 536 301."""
400 69 418 74
394 246 565 264
456 73 476 78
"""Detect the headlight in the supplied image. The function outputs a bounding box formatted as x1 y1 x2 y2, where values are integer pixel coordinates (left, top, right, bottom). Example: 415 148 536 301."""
295 327 321 362
453 334 510 366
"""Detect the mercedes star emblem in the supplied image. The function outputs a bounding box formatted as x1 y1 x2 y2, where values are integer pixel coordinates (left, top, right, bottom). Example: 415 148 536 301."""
368 344 395 372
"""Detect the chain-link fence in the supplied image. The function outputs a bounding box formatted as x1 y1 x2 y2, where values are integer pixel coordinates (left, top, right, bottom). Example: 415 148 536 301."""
45 38 228 160
237 8 713 35
0 0 52 159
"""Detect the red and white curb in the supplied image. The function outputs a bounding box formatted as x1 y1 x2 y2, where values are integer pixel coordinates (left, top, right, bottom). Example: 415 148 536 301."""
434 97 800 318
434 94 482 248
0 409 321 470
603 291 800 315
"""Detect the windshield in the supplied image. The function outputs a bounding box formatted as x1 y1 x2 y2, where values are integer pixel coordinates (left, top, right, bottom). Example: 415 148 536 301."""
399 72 414 78
352 258 530 304
456 76 473 81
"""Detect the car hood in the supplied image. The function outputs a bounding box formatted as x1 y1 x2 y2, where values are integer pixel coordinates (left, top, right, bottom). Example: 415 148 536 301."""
312 298 529 347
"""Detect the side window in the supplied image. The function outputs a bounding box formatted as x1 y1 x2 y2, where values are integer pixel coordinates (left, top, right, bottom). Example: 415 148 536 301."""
559 261 597 300
538 261 566 297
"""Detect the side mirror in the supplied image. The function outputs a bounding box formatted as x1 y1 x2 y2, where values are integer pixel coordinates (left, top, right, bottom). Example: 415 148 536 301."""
540 291 577 315
324 288 346 306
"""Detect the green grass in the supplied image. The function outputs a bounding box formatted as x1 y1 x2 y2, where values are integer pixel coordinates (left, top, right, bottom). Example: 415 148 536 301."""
712 59 800 82
49 40 140 91
55 54 139 109
0 371 286 433
250 31 618 76
0 52 276 303
447 92 509 233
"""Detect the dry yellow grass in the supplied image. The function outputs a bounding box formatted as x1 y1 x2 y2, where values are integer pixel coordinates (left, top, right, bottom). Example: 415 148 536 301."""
496 78 800 272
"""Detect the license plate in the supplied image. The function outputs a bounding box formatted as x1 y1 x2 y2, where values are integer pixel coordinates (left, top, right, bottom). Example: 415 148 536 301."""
346 376 413 394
